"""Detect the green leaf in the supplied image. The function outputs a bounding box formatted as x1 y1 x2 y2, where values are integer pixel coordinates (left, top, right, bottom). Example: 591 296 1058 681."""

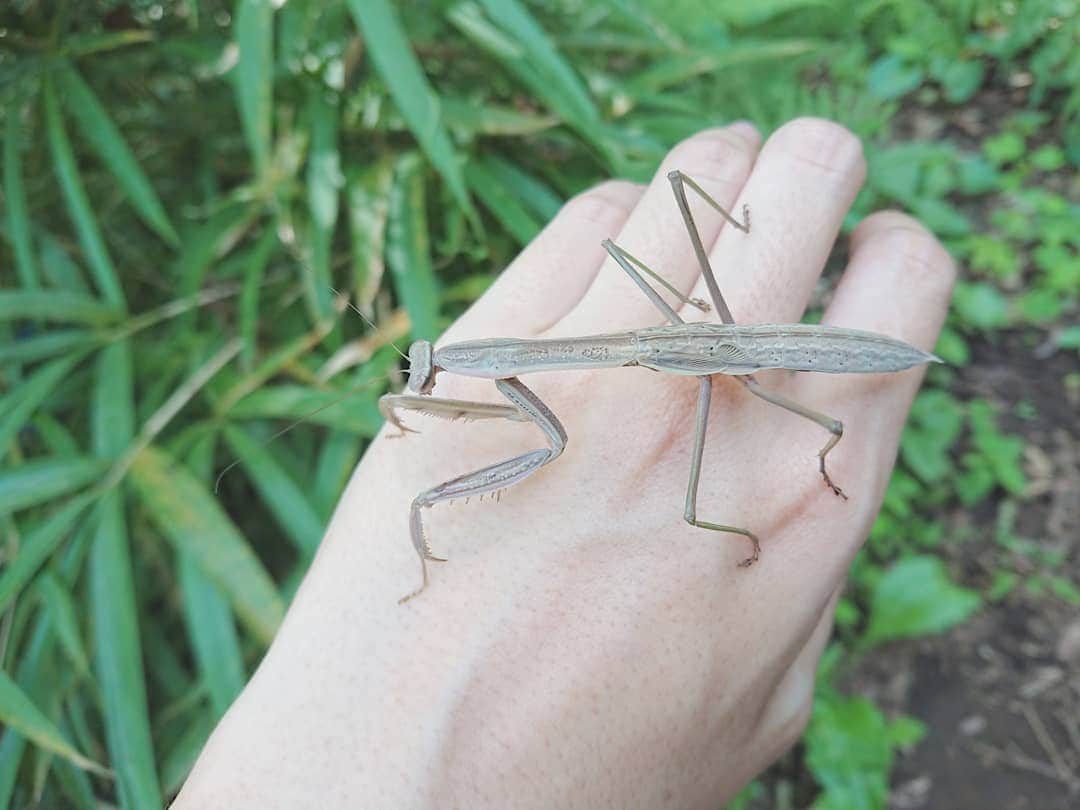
35 572 89 677
0 352 87 453
387 152 440 341
346 0 474 215
233 0 275 179
0 495 94 615
863 556 981 647
952 281 1009 330
129 444 285 645
303 87 341 321
1029 144 1065 172
805 692 891 810
867 54 923 101
179 553 245 718
239 227 278 369
54 62 180 247
0 291 122 325
0 457 106 517
4 100 38 288
229 384 383 435
346 159 394 312
983 131 1025 166
222 425 324 555
937 59 983 103
0 671 107 776
900 390 964 484
466 159 543 245
0 331 92 366
1016 287 1063 323
42 75 126 309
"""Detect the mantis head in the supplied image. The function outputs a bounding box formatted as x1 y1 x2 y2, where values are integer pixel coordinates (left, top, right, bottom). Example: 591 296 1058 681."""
406 340 437 394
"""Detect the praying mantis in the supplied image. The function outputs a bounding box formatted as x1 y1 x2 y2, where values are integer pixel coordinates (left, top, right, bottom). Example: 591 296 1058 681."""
380 171 941 603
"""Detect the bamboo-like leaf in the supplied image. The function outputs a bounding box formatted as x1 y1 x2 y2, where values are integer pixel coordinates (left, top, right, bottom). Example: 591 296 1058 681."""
0 671 107 776
0 620 51 806
480 155 562 221
0 291 122 325
179 434 246 719
222 425 324 555
312 430 360 519
465 159 543 245
0 495 94 627
159 708 214 797
42 75 126 309
239 227 278 369
4 100 38 288
129 445 285 645
179 554 246 718
88 338 161 809
229 384 383 435
304 87 341 321
346 0 474 215
0 457 105 518
387 152 440 341
0 352 87 452
54 62 180 247
38 232 90 293
35 573 89 677
233 0 275 179
0 331 92 365
450 0 615 164
346 159 394 313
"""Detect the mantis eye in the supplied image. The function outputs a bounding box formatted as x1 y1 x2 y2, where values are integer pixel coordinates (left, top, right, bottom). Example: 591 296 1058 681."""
407 341 436 394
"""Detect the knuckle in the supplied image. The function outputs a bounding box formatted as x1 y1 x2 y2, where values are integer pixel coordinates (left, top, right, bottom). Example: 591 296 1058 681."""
768 117 865 179
557 181 640 231
663 129 756 190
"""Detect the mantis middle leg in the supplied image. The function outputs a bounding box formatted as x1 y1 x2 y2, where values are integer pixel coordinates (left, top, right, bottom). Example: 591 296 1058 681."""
667 170 849 498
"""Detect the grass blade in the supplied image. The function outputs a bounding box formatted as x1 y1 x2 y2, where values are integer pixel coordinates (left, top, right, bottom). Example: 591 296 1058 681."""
304 86 341 321
222 425 324 555
0 457 107 518
465 159 543 246
0 331 89 367
0 352 87 453
179 435 245 719
233 0 275 179
346 0 474 216
179 554 245 718
129 445 286 645
34 572 89 678
0 290 122 325
54 62 180 247
346 158 393 313
42 74 126 309
0 671 107 776
0 495 93 625
387 152 440 341
4 99 38 289
239 227 278 369
228 384 383 435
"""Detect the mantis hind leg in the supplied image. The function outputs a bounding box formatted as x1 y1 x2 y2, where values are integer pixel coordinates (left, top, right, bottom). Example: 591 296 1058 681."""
684 376 761 567
396 377 568 604
738 377 847 500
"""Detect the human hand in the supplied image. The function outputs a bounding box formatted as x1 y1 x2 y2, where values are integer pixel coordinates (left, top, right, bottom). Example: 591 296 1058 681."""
174 118 955 809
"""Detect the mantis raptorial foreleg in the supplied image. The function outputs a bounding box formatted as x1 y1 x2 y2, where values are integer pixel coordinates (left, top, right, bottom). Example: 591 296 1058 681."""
665 169 849 499
386 376 567 603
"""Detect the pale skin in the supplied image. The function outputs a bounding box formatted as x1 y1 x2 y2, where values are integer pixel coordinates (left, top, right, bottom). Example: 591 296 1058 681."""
173 118 955 809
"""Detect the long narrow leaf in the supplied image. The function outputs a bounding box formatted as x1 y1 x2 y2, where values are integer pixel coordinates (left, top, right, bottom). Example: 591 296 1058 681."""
129 445 285 645
0 495 93 631
304 86 341 321
222 425 324 555
42 75 126 309
55 62 180 247
34 573 89 677
386 152 440 341
0 331 92 366
0 457 107 517
3 101 38 288
465 160 543 246
228 384 383 435
346 158 393 313
233 0 275 179
347 0 474 215
0 291 122 324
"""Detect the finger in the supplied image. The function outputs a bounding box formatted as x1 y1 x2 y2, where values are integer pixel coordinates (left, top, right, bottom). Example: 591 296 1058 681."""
549 123 761 337
439 181 643 344
684 118 866 325
796 210 956 408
